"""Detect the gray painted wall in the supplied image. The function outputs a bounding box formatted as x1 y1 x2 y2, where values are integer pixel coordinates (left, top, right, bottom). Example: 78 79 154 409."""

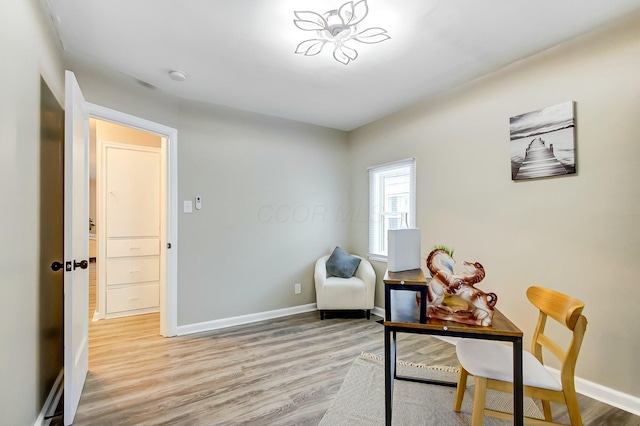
65 56 351 326
0 0 65 424
347 14 640 397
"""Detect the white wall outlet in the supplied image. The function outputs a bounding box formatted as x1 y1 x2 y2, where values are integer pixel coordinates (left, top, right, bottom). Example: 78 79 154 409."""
183 200 192 213
294 283 302 294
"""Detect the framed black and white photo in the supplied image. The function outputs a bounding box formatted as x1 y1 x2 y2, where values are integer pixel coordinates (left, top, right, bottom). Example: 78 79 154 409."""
510 101 576 180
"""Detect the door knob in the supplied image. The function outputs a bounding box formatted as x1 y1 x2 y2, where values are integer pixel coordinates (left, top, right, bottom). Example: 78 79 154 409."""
51 261 64 272
74 259 89 270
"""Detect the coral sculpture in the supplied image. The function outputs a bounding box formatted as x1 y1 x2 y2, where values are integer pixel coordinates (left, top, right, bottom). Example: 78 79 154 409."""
420 248 497 326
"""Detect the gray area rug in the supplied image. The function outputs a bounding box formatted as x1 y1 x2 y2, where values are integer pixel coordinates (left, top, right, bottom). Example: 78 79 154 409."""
320 353 543 426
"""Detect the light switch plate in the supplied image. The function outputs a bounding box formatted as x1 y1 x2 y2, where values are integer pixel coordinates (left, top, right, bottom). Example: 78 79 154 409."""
184 200 193 213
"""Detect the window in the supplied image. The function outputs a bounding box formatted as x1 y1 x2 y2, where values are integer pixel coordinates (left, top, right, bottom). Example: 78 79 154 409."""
368 158 416 260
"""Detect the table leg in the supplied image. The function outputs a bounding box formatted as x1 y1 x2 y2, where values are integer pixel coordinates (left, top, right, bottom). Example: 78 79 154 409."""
419 288 427 323
385 327 396 426
385 285 391 321
513 337 524 426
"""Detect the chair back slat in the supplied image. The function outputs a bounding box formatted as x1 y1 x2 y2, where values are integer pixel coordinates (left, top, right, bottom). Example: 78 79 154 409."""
537 333 566 361
526 286 585 330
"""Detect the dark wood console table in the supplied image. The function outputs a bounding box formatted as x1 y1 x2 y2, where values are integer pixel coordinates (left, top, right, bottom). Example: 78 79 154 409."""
383 269 524 426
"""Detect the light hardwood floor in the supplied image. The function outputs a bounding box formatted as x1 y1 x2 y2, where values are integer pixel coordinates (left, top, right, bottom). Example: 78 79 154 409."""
70 264 639 425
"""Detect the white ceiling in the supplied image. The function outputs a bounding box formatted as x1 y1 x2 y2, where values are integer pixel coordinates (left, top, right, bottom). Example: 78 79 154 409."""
44 0 640 131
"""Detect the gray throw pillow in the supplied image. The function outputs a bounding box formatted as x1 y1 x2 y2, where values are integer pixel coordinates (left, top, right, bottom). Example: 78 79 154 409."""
326 247 361 278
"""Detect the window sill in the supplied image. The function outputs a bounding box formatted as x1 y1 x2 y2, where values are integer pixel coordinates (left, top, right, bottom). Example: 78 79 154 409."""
367 254 388 263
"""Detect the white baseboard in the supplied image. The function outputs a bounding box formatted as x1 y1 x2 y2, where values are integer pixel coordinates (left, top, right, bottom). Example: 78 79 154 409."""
34 369 63 426
371 306 385 319
375 306 639 416
177 303 318 336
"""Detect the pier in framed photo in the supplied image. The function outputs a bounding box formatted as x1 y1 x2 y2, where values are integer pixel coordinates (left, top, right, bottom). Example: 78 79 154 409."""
510 101 576 180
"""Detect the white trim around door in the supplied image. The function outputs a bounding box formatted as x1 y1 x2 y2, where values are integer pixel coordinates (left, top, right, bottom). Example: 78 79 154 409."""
87 103 178 337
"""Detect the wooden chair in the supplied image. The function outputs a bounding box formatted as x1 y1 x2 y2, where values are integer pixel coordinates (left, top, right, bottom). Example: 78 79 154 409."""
453 286 587 425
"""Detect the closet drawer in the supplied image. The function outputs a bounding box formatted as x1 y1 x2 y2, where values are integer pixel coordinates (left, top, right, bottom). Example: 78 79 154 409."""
106 257 159 285
107 238 159 257
107 283 159 314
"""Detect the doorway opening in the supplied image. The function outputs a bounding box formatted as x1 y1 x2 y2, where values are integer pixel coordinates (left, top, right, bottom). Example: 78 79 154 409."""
88 104 177 337
90 118 162 325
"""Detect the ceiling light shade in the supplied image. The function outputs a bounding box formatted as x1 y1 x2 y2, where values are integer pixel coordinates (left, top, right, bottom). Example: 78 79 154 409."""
168 70 187 81
293 0 390 65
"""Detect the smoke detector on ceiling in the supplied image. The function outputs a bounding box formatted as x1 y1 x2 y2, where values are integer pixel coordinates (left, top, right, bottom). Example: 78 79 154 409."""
168 70 187 81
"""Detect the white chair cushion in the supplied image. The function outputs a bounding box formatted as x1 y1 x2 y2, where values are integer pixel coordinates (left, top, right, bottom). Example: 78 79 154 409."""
456 339 562 391
323 277 367 309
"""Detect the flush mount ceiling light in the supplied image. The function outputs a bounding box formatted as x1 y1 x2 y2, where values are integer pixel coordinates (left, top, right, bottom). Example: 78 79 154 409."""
293 0 390 65
168 70 187 81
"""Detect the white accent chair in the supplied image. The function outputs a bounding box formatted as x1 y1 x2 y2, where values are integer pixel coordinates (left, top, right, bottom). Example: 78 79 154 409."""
314 255 376 320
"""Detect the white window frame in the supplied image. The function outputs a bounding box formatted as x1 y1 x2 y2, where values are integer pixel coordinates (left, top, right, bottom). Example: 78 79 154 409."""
368 158 416 261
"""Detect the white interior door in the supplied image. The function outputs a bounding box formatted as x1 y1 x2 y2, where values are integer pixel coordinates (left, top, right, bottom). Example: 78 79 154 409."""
64 70 90 425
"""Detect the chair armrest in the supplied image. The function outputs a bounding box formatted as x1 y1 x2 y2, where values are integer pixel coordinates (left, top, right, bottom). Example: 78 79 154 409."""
314 255 330 289
314 255 330 309
354 256 375 285
355 256 376 308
